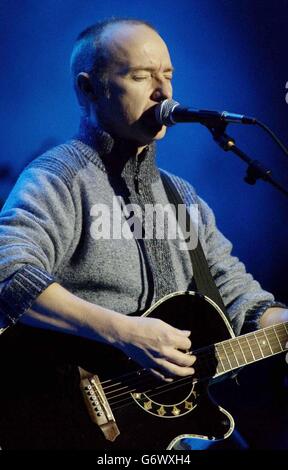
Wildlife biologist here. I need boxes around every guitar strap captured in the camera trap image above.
[160,170,229,320]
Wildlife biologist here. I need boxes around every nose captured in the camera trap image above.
[151,78,172,102]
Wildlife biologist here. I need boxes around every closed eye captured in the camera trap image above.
[132,75,150,81]
[132,74,173,82]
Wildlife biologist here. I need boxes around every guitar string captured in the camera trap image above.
[110,378,198,412]
[82,333,288,414]
[99,322,287,394]
[104,367,199,399]
[102,353,217,397]
[101,340,287,406]
[98,345,214,390]
[109,364,244,411]
[101,324,286,392]
[101,349,287,411]
[91,368,199,411]
[100,343,235,393]
[108,339,288,412]
[106,356,233,407]
[95,360,210,410]
[98,327,288,403]
[80,323,287,409]
[100,347,215,396]
[100,337,287,404]
[100,326,287,393]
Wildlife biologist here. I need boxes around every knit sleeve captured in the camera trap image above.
[0,165,76,328]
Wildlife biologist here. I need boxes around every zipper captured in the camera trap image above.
[134,154,142,193]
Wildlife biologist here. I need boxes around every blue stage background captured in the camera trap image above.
[0,0,287,448]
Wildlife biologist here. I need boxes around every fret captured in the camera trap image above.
[221,344,233,369]
[255,330,273,357]
[244,337,256,361]
[216,351,227,372]
[195,322,288,382]
[253,333,264,359]
[222,341,239,369]
[263,330,273,354]
[215,344,230,372]
[233,338,247,365]
[215,361,225,375]
[238,337,254,363]
[273,324,288,349]
[273,326,283,350]
[242,334,262,361]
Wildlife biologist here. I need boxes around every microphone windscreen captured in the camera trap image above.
[155,99,180,126]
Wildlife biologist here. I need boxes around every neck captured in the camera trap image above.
[78,117,150,158]
[75,117,159,183]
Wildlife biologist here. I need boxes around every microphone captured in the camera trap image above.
[155,99,257,127]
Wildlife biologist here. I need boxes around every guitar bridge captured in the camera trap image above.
[79,367,120,442]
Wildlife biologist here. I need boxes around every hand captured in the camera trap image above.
[115,316,196,382]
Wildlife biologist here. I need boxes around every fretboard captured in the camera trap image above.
[196,322,288,380]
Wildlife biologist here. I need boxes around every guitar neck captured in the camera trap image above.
[196,321,288,380]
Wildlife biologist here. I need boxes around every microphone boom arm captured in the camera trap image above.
[207,123,288,198]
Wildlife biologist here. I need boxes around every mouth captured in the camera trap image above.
[140,104,164,133]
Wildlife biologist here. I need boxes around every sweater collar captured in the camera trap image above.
[74,118,160,184]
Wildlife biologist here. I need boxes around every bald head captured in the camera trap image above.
[99,23,170,77]
[70,18,159,99]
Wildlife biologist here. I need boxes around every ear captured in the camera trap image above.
[76,72,97,101]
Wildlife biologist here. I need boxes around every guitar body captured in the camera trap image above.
[0,291,238,449]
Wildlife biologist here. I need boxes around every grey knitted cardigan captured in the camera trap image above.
[0,127,280,335]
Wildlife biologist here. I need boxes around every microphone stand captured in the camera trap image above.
[207,123,288,198]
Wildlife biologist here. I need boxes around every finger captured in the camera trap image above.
[150,368,174,383]
[165,348,197,367]
[173,333,192,351]
[160,323,192,350]
[181,330,191,336]
[155,345,196,366]
[170,327,191,339]
[155,358,195,377]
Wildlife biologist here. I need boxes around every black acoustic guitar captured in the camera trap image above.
[0,291,287,450]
